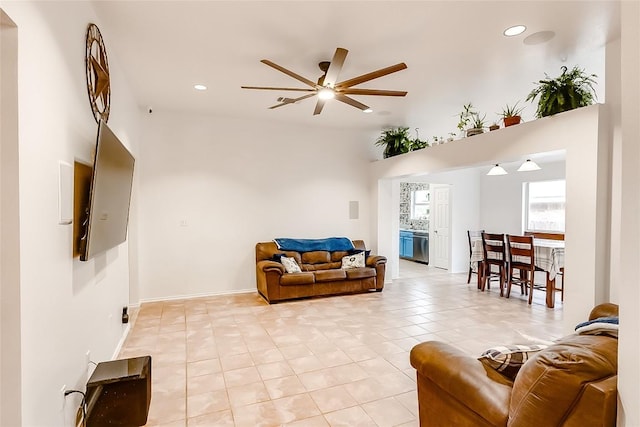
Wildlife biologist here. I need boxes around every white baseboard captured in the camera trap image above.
[112,323,131,360]
[138,288,255,305]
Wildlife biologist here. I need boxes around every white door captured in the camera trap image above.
[431,185,451,270]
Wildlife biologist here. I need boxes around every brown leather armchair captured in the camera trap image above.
[410,303,618,427]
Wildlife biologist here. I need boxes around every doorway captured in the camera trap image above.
[430,184,451,270]
[398,181,431,277]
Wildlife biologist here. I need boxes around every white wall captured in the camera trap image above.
[0,10,21,427]
[617,1,640,425]
[0,2,141,425]
[479,160,566,235]
[136,111,372,301]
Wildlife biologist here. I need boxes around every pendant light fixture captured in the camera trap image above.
[487,164,508,176]
[517,159,541,172]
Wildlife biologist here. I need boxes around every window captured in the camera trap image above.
[524,179,565,232]
[411,190,429,220]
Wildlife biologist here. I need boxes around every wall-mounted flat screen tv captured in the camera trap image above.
[80,120,135,261]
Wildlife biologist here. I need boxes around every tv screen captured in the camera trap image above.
[80,120,135,261]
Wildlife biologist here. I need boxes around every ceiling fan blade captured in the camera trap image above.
[336,63,407,89]
[268,93,317,109]
[340,88,407,97]
[260,59,318,88]
[335,93,370,111]
[323,48,348,88]
[313,98,326,115]
[242,86,315,92]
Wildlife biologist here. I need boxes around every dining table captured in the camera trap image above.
[470,237,565,308]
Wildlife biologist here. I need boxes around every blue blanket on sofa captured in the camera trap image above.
[274,237,355,252]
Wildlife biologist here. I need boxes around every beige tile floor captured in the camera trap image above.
[119,260,564,427]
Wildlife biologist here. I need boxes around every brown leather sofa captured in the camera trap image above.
[410,303,619,427]
[255,240,386,303]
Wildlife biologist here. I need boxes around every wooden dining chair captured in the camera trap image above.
[506,235,534,302]
[480,232,506,296]
[467,229,484,284]
[524,231,564,241]
[524,231,565,301]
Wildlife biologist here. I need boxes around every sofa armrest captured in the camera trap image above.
[366,255,387,267]
[257,260,285,274]
[589,303,618,320]
[563,375,617,427]
[410,341,512,426]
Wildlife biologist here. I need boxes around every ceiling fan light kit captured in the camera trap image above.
[241,47,407,115]
[318,88,335,100]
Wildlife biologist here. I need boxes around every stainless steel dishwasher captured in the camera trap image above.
[412,231,429,264]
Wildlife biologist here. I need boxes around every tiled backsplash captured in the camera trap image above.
[400,182,429,231]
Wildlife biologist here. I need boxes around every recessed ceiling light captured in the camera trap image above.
[503,25,526,37]
[363,108,373,113]
[194,84,207,91]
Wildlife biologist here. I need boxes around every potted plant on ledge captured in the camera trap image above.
[375,127,428,158]
[466,113,486,137]
[501,102,524,127]
[526,65,597,118]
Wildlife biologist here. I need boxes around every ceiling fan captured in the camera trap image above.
[241,47,407,115]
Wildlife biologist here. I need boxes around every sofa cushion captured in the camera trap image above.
[280,272,315,286]
[331,251,349,262]
[344,267,376,280]
[508,334,618,426]
[341,252,365,269]
[314,269,347,282]
[302,262,342,272]
[301,251,331,264]
[478,344,547,380]
[281,256,302,273]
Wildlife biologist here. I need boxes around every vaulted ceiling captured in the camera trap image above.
[92,1,620,138]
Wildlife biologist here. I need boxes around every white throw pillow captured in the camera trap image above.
[280,256,302,273]
[341,251,365,269]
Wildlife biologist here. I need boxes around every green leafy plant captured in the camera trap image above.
[457,103,477,131]
[411,137,429,150]
[526,65,597,118]
[470,113,486,130]
[375,127,430,158]
[375,127,424,158]
[500,101,524,119]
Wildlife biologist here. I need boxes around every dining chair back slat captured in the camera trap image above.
[506,235,535,303]
[524,231,564,241]
[481,232,506,296]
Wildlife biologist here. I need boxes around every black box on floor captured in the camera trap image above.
[85,355,152,427]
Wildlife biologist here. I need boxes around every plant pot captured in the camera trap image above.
[489,124,500,131]
[466,128,484,137]
[503,116,521,127]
